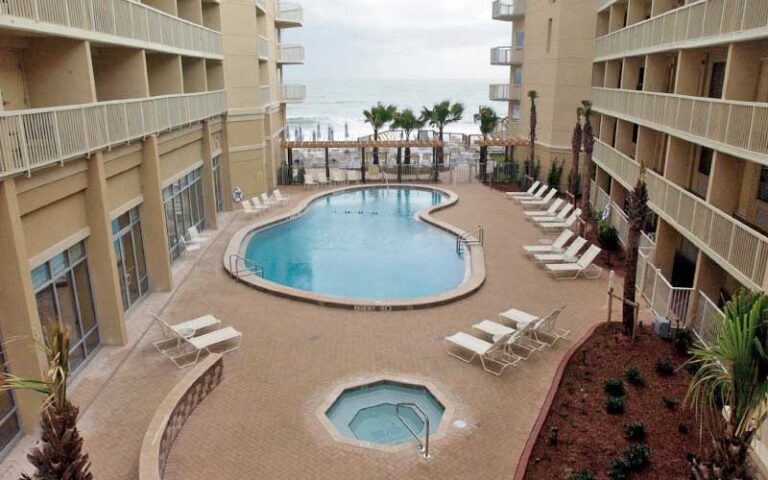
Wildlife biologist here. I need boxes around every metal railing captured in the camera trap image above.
[278,44,305,64]
[228,254,264,281]
[589,180,630,246]
[490,46,524,65]
[492,0,526,19]
[636,247,694,326]
[0,0,222,57]
[689,290,724,347]
[490,84,521,102]
[258,35,269,60]
[457,225,484,254]
[280,84,306,103]
[276,2,303,25]
[595,0,768,60]
[0,90,226,178]
[592,87,768,163]
[594,140,768,290]
[395,403,430,459]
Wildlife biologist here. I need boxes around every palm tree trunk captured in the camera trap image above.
[622,175,648,336]
[397,147,402,182]
[373,130,379,165]
[405,147,411,165]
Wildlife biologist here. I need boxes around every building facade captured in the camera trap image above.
[0,0,302,456]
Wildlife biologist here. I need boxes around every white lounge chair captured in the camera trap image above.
[534,237,588,263]
[506,180,541,199]
[498,306,567,349]
[240,200,264,216]
[530,202,574,222]
[530,308,570,347]
[511,184,548,204]
[170,327,243,368]
[316,172,330,186]
[545,244,603,279]
[444,332,520,376]
[187,226,208,244]
[304,173,317,188]
[520,188,557,208]
[331,170,346,185]
[347,171,361,183]
[152,312,221,353]
[272,189,290,206]
[261,192,279,209]
[181,236,201,253]
[471,321,541,359]
[250,196,270,212]
[524,198,563,218]
[537,209,582,232]
[523,229,574,255]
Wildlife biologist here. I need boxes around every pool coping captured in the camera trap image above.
[314,375,455,454]
[222,184,486,311]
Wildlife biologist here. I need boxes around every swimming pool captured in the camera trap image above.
[242,187,467,301]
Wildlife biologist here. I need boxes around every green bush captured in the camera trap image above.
[569,469,597,480]
[623,444,651,470]
[603,378,625,397]
[597,218,620,251]
[655,358,675,376]
[297,167,306,184]
[673,328,693,354]
[624,365,644,386]
[623,422,646,441]
[605,396,625,414]
[547,159,565,189]
[607,458,629,480]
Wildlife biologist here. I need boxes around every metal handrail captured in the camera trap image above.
[395,403,430,459]
[228,254,264,281]
[456,225,484,254]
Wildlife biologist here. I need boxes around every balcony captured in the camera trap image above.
[492,0,525,20]
[254,0,267,13]
[275,2,303,28]
[592,88,768,165]
[277,44,305,64]
[589,179,629,246]
[489,84,521,102]
[593,139,768,290]
[594,0,768,61]
[280,84,305,103]
[259,36,269,61]
[0,90,227,178]
[0,0,222,58]
[490,46,524,65]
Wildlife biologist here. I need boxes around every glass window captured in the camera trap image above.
[758,167,768,203]
[162,167,205,263]
[698,148,713,176]
[0,339,20,454]
[112,207,149,311]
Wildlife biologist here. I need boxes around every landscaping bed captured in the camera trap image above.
[521,322,701,480]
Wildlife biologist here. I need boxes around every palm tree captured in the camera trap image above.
[421,100,464,179]
[363,102,397,165]
[0,325,93,479]
[474,106,500,183]
[580,100,595,213]
[686,291,768,479]
[569,107,583,198]
[622,168,648,336]
[392,109,425,170]
[526,90,539,183]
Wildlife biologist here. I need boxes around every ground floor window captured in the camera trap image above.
[163,168,205,262]
[112,207,149,311]
[31,241,100,374]
[0,338,20,456]
[213,155,224,213]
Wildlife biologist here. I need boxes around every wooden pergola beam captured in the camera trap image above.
[476,138,530,147]
[281,140,444,149]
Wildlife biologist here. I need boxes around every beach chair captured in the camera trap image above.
[511,184,548,204]
[533,237,588,263]
[316,172,330,186]
[304,173,317,189]
[470,321,542,359]
[505,180,541,199]
[187,226,208,244]
[537,209,582,232]
[524,198,563,218]
[240,199,264,216]
[545,245,603,279]
[523,229,574,255]
[444,332,520,376]
[530,308,570,347]
[151,312,221,354]
[498,307,566,350]
[251,196,270,212]
[180,236,201,253]
[529,202,574,222]
[347,171,361,183]
[261,192,279,209]
[331,170,346,185]
[520,188,557,208]
[167,326,243,368]
[272,189,290,206]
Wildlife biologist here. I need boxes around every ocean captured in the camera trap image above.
[286,78,504,141]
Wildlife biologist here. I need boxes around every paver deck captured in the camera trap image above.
[0,182,636,480]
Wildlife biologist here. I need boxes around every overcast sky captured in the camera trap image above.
[281,0,510,81]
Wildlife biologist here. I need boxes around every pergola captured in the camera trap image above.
[280,139,445,184]
[475,137,530,182]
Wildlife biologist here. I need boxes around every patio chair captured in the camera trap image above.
[180,236,201,253]
[505,180,540,199]
[251,196,270,212]
[347,171,361,183]
[529,202,574,223]
[166,326,243,368]
[524,198,563,218]
[498,307,567,350]
[520,188,557,208]
[470,320,542,359]
[537,209,582,232]
[545,245,604,279]
[511,184,548,203]
[187,226,208,244]
[444,332,520,376]
[304,172,317,189]
[530,307,570,347]
[331,170,346,185]
[272,189,290,206]
[316,172,330,186]
[151,312,221,354]
[533,237,588,264]
[240,199,264,216]
[261,192,279,209]
[523,229,574,255]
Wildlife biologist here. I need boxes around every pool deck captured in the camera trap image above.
[0,181,647,480]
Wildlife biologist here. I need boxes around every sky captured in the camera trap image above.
[280,0,510,81]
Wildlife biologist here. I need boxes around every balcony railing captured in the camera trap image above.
[489,84,521,102]
[278,44,305,64]
[592,87,768,164]
[490,46,524,65]
[281,84,306,103]
[261,86,271,106]
[589,179,630,245]
[254,0,267,13]
[492,0,525,20]
[0,0,222,57]
[276,2,303,27]
[689,290,723,347]
[0,90,227,178]
[595,0,768,60]
[594,140,768,289]
[637,245,694,325]
[259,36,269,61]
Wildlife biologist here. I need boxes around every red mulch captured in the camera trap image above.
[523,323,701,480]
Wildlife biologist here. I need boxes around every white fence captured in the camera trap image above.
[689,290,724,347]
[276,2,303,24]
[0,90,226,177]
[490,84,521,102]
[590,180,629,246]
[595,0,768,60]
[0,0,222,56]
[636,247,694,326]
[281,84,306,103]
[278,44,305,64]
[492,0,525,19]
[490,46,524,65]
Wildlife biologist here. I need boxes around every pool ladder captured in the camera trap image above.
[395,403,430,459]
[456,225,484,255]
[228,254,264,283]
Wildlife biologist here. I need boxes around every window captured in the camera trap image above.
[546,19,553,53]
[0,338,20,456]
[212,155,224,213]
[708,62,726,99]
[112,207,148,311]
[513,67,522,86]
[698,148,713,176]
[758,167,768,203]
[511,104,521,121]
[163,168,206,262]
[515,31,525,47]
[31,242,100,374]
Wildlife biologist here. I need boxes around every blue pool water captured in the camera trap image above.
[244,187,466,300]
[326,381,445,445]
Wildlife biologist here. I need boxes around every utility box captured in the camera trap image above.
[653,316,671,338]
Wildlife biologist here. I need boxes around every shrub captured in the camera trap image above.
[624,365,644,386]
[607,458,629,480]
[673,328,693,354]
[605,396,625,414]
[569,469,597,480]
[684,361,699,375]
[623,444,651,470]
[655,357,675,376]
[297,166,306,184]
[547,159,565,189]
[623,422,646,441]
[603,378,625,397]
[662,396,679,410]
[597,219,620,251]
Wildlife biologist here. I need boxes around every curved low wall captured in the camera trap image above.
[139,355,224,480]
[223,184,486,310]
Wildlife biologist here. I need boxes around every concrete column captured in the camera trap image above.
[140,135,173,292]
[610,179,627,207]
[693,252,728,305]
[84,152,127,345]
[664,136,694,189]
[707,152,744,214]
[653,219,679,279]
[0,178,47,433]
[220,115,234,211]
[201,120,218,229]
[595,166,612,192]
